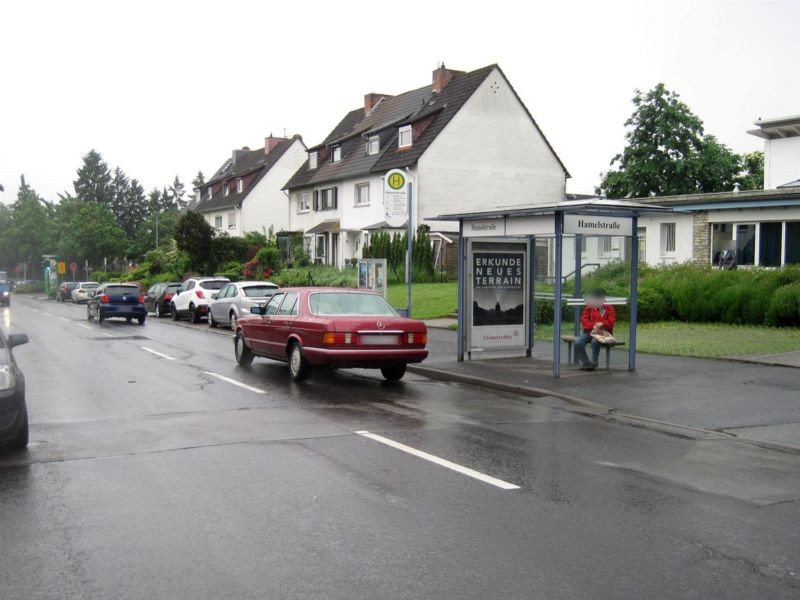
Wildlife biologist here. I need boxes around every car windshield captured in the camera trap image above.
[242,285,277,298]
[104,285,140,296]
[165,284,181,293]
[309,292,398,316]
[83,284,98,290]
[200,280,228,290]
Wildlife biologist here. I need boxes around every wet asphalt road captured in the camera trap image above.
[1,295,800,599]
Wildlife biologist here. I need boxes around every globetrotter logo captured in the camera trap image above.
[387,172,405,190]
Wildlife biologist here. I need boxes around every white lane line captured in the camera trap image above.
[202,371,265,394]
[101,332,115,338]
[58,316,70,322]
[355,430,520,491]
[141,346,176,361]
[77,324,93,331]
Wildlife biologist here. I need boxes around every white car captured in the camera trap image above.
[208,281,279,330]
[71,282,99,304]
[170,277,230,323]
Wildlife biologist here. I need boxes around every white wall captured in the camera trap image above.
[417,66,566,232]
[240,138,307,235]
[764,136,800,189]
[204,209,240,236]
[637,214,694,264]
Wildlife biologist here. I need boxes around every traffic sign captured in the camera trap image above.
[383,169,410,228]
[69,262,78,274]
[57,261,66,275]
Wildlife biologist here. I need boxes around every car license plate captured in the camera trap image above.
[360,334,401,345]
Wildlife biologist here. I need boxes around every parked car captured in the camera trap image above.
[56,281,78,302]
[208,281,278,330]
[86,283,147,325]
[171,277,230,323]
[0,328,30,449]
[144,282,181,318]
[0,282,11,307]
[71,282,99,304]
[234,288,428,381]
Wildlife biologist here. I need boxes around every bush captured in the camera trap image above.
[273,266,357,288]
[766,283,800,326]
[13,281,43,294]
[636,287,670,322]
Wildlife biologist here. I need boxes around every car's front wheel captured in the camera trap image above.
[229,311,237,332]
[7,409,28,450]
[234,331,254,366]
[288,342,312,381]
[381,365,407,382]
[190,304,201,324]
[154,304,161,318]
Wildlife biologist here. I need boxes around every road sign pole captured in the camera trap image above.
[406,182,413,318]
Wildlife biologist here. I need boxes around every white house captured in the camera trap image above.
[195,135,307,237]
[283,64,569,268]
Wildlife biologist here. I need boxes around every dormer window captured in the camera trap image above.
[236,178,243,193]
[208,186,213,200]
[223,182,229,196]
[367,135,379,155]
[398,125,412,148]
[309,151,318,169]
[331,145,341,163]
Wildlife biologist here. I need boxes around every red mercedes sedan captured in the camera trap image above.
[234,288,429,381]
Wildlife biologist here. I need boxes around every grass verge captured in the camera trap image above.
[387,282,458,319]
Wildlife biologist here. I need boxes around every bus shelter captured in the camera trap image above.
[428,199,674,378]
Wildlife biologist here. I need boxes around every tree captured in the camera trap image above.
[598,84,743,198]
[108,166,130,232]
[0,176,56,270]
[73,149,112,205]
[55,199,127,266]
[192,171,205,188]
[168,176,187,210]
[737,151,764,191]
[174,211,214,272]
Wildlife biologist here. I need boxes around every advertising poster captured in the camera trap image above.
[357,258,388,297]
[470,248,527,350]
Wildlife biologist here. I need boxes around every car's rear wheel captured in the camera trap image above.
[138,316,146,326]
[229,312,237,332]
[97,312,105,324]
[154,304,161,318]
[234,331,254,366]
[190,304,201,323]
[171,303,179,321]
[126,317,132,324]
[288,342,311,381]
[381,365,407,382]
[7,409,28,450]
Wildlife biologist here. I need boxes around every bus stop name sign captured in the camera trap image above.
[563,214,632,236]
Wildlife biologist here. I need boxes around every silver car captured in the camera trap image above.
[208,281,278,330]
[71,282,99,304]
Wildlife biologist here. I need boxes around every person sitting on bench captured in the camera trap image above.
[575,288,617,371]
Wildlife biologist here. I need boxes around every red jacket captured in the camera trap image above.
[580,304,616,333]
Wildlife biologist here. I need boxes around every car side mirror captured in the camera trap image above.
[250,306,265,315]
[7,333,29,349]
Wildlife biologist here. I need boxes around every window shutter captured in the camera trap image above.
[333,187,338,210]
[314,190,319,211]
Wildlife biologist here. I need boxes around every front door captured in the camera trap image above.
[331,233,339,268]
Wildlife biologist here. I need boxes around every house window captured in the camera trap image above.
[580,236,587,255]
[759,222,782,267]
[214,216,223,229]
[736,224,756,266]
[660,223,676,255]
[236,178,243,193]
[208,186,212,200]
[711,223,733,264]
[398,125,412,148]
[223,182,229,196]
[331,145,341,163]
[309,152,318,169]
[599,237,613,255]
[315,187,338,211]
[367,136,379,155]
[354,183,370,206]
[786,221,800,264]
[315,235,326,260]
[227,212,236,230]
[298,192,311,213]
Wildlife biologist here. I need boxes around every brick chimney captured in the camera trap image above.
[364,93,393,115]
[265,133,288,155]
[432,63,462,94]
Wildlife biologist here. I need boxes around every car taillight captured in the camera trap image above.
[323,332,354,345]
[164,294,172,300]
[196,290,205,299]
[404,332,427,345]
[138,295,145,303]
[100,295,110,304]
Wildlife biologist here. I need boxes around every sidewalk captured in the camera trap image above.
[412,327,800,452]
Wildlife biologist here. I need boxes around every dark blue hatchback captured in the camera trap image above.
[87,283,147,325]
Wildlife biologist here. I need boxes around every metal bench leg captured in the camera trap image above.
[567,341,574,364]
[605,345,611,370]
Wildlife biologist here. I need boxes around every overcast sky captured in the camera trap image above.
[1,0,798,203]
